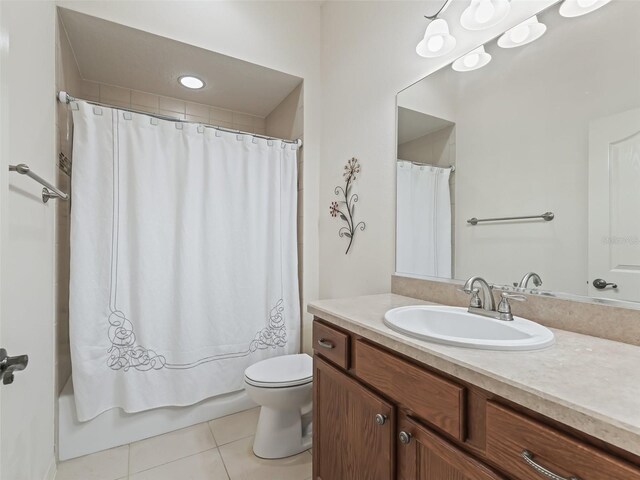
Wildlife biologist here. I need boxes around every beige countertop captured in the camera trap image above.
[308,293,640,456]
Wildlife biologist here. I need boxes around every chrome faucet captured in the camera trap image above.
[518,272,542,289]
[463,276,495,311]
[463,276,526,321]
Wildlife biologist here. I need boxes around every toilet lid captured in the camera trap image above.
[244,354,313,388]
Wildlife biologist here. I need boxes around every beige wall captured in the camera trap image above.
[1,2,57,478]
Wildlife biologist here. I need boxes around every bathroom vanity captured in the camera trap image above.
[310,1,640,477]
[309,294,640,480]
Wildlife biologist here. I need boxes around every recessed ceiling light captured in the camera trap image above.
[498,15,547,48]
[416,19,457,58]
[460,0,511,31]
[452,46,492,72]
[559,0,610,18]
[178,75,205,90]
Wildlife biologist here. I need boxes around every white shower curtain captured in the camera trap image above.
[396,160,452,278]
[69,101,300,421]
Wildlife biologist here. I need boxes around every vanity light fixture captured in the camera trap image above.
[559,0,611,18]
[178,75,205,90]
[452,46,492,72]
[460,0,511,31]
[497,15,547,48]
[416,18,457,58]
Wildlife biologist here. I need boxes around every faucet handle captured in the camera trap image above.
[468,288,482,308]
[497,292,526,319]
[501,292,526,302]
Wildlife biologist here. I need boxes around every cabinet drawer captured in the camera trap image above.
[312,320,350,369]
[354,339,465,441]
[486,402,640,480]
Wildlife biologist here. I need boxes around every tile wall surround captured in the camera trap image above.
[391,274,640,347]
[77,81,268,135]
[264,83,307,351]
[55,14,80,398]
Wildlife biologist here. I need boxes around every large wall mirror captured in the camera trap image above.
[396,0,640,304]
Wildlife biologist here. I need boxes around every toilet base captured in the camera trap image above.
[252,406,312,459]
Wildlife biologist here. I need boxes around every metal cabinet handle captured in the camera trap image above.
[375,414,387,425]
[317,339,335,349]
[521,450,580,480]
[593,278,617,290]
[399,431,412,445]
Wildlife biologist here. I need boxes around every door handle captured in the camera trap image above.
[0,348,29,385]
[593,279,617,290]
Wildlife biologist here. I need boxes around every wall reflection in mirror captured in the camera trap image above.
[396,0,640,303]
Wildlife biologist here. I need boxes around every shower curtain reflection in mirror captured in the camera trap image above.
[396,161,452,279]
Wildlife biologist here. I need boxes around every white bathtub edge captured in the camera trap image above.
[57,377,255,461]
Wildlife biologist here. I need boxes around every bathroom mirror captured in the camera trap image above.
[396,0,640,303]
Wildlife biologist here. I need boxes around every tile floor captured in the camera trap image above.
[56,407,312,480]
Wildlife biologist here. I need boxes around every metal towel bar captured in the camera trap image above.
[9,164,68,203]
[467,212,554,225]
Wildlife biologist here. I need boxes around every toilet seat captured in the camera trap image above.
[244,353,312,388]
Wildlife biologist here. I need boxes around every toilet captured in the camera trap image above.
[244,353,313,459]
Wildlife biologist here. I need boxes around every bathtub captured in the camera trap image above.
[57,377,256,460]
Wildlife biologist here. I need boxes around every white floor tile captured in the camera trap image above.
[56,445,129,480]
[208,407,260,446]
[129,422,216,474]
[219,436,311,480]
[129,449,229,480]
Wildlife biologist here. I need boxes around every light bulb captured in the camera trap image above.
[509,24,530,44]
[416,19,456,58]
[452,46,492,72]
[463,53,480,68]
[428,35,445,52]
[559,0,611,17]
[475,0,496,24]
[497,16,546,49]
[460,0,510,31]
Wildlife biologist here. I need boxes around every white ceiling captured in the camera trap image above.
[58,8,303,118]
[397,107,453,145]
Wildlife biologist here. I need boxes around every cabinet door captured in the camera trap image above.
[313,355,394,480]
[398,414,505,480]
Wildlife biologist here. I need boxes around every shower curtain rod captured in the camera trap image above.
[398,159,455,172]
[57,91,303,148]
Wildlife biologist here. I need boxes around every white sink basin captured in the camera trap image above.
[384,305,554,351]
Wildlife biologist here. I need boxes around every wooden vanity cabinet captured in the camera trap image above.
[313,356,395,480]
[312,318,640,480]
[397,415,505,480]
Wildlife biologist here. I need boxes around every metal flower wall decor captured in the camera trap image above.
[329,157,366,254]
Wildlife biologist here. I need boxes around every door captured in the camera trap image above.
[397,414,505,480]
[589,108,640,301]
[0,2,57,479]
[313,356,394,480]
